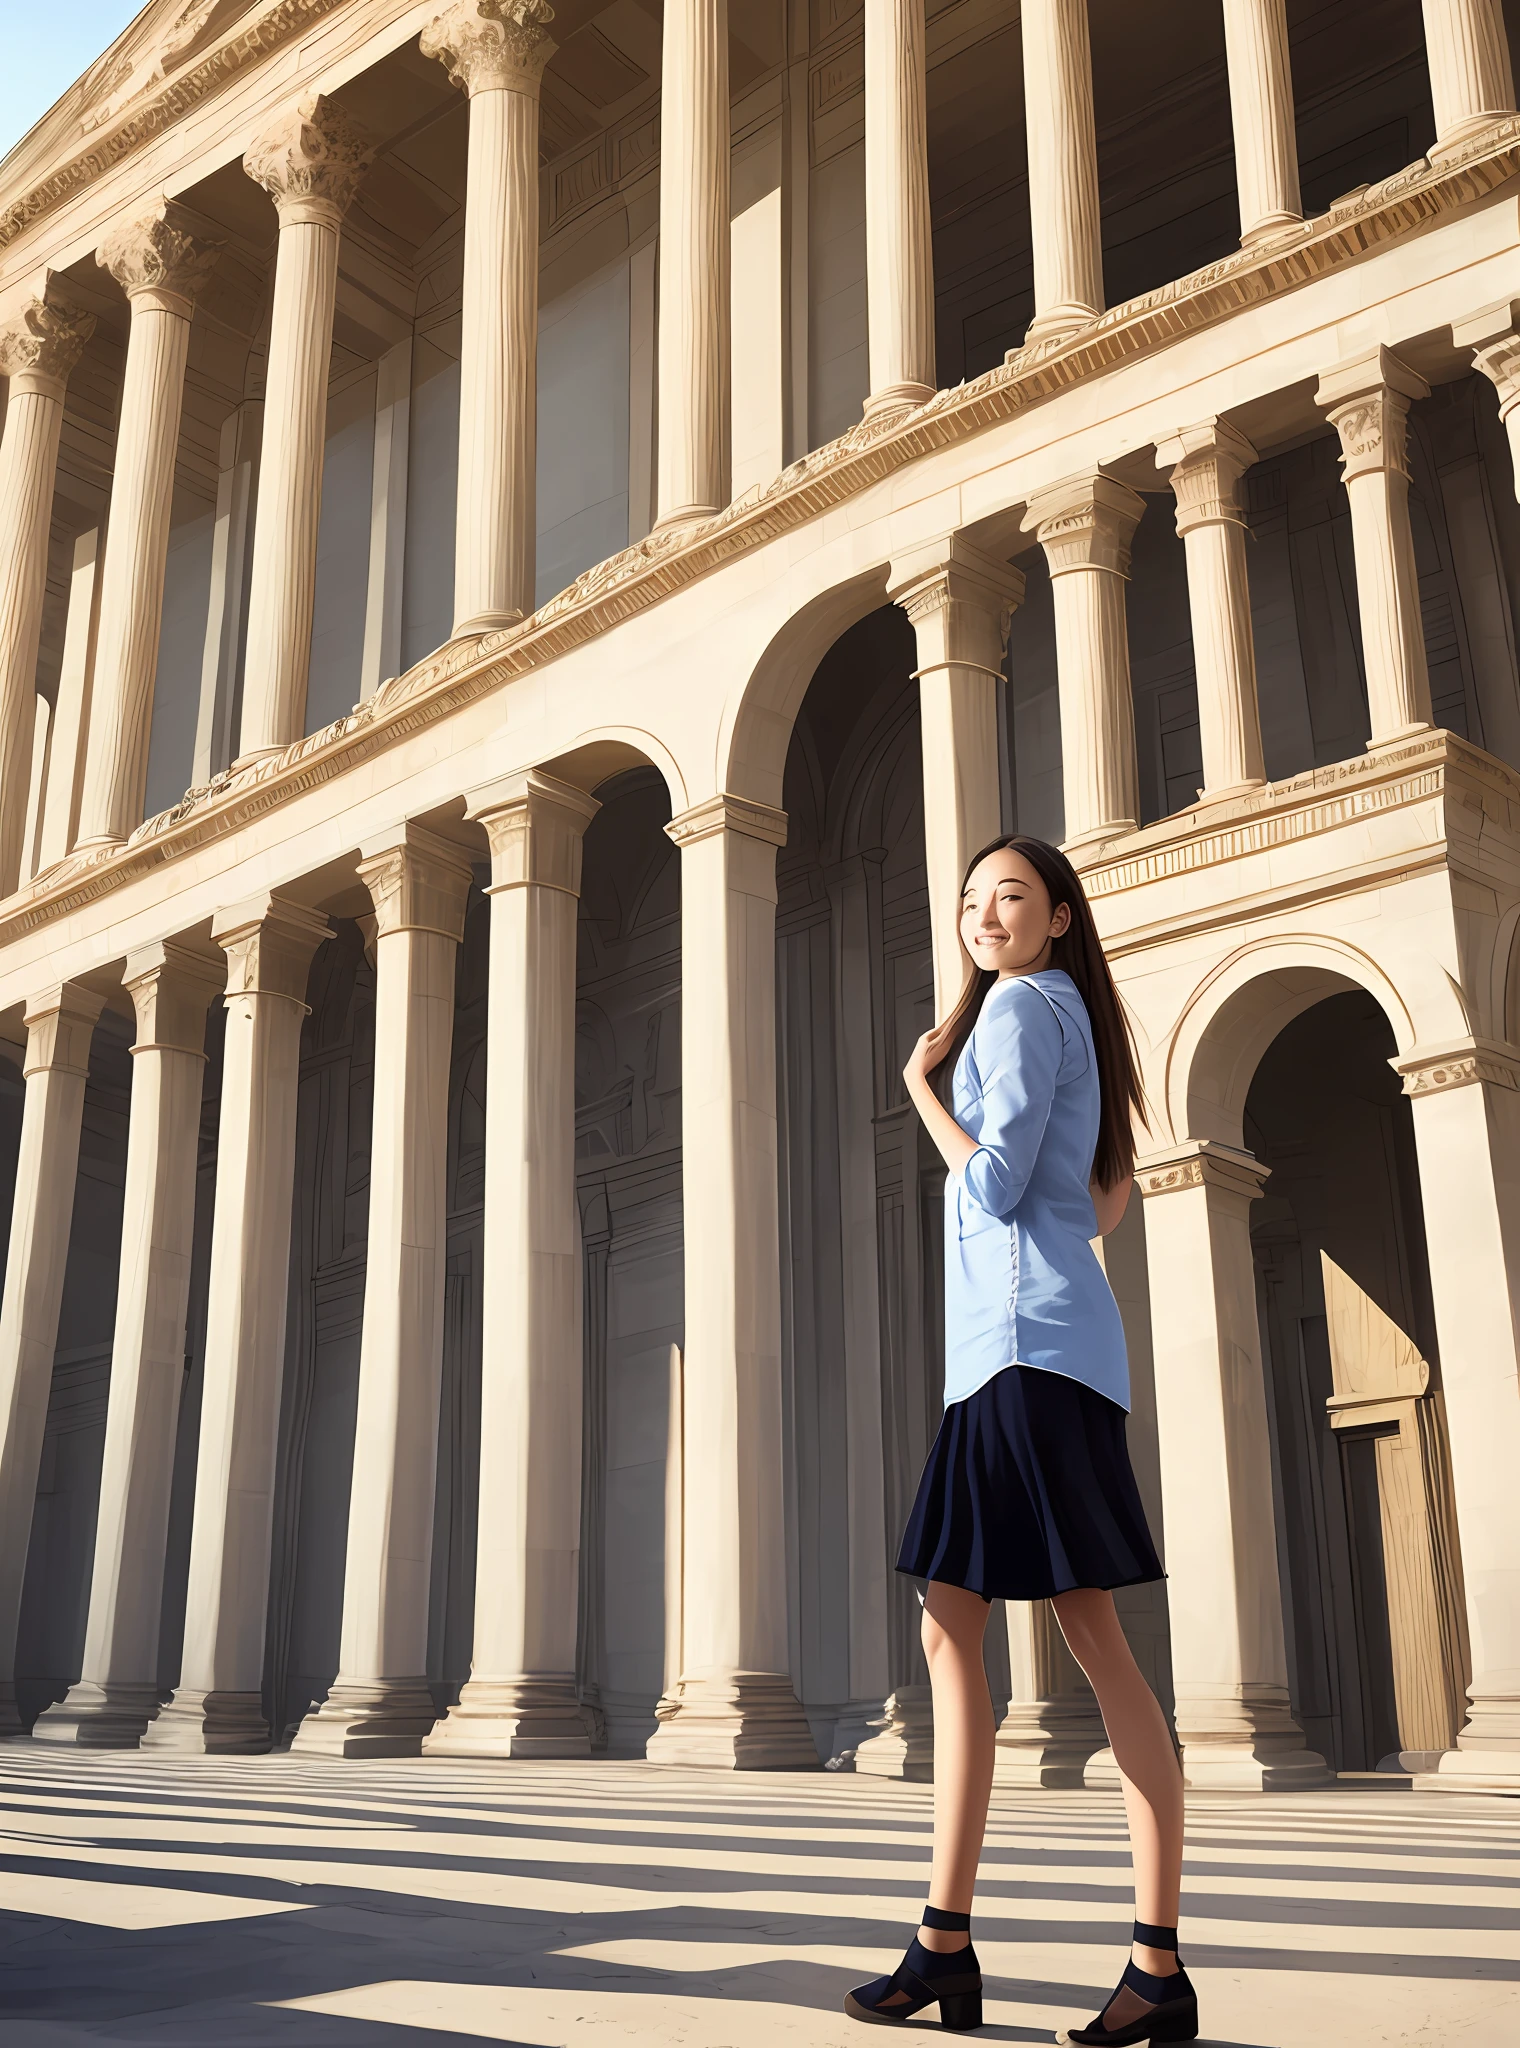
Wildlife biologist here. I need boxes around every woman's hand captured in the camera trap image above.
[904,1021,956,1093]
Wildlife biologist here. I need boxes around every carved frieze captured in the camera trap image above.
[243,93,374,228]
[97,197,220,310]
[421,0,557,98]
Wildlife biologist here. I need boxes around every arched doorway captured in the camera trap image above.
[1245,990,1469,1772]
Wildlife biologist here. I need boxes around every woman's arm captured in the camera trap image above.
[903,984,1061,1215]
[1090,1174,1132,1236]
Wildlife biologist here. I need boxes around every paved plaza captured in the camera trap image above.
[0,1755,1513,2045]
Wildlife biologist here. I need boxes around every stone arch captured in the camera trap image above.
[539,727,689,815]
[1159,935,1431,1150]
[719,568,893,809]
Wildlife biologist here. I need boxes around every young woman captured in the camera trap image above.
[843,835,1195,2046]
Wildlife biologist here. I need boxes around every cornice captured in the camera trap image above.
[0,0,351,253]
[2,122,1520,950]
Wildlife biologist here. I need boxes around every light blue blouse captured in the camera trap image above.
[942,968,1130,1411]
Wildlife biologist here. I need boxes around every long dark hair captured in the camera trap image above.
[933,834,1146,1188]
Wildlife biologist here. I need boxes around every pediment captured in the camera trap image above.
[0,1,272,200]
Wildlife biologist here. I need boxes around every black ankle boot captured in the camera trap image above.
[844,1905,983,2029]
[1056,1921,1198,2045]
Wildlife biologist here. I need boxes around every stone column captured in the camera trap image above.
[646,795,817,1766]
[1423,0,1516,158]
[655,0,730,527]
[33,944,223,1747]
[74,204,218,850]
[1395,1044,1520,1792]
[1317,346,1434,748]
[1156,419,1266,799]
[863,0,935,418]
[1138,1141,1329,1788]
[237,95,372,761]
[1020,0,1103,343]
[1023,473,1144,852]
[994,1599,1107,1785]
[294,825,472,1756]
[145,894,331,1753]
[1222,0,1302,243]
[1453,299,1520,498]
[0,982,104,1735]
[422,2,556,634]
[889,537,1024,1017]
[0,291,94,896]
[427,771,600,1757]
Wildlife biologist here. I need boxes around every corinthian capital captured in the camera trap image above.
[244,93,375,228]
[0,290,95,394]
[97,199,221,315]
[421,0,557,96]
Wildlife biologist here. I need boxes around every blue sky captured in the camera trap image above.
[1,5,146,161]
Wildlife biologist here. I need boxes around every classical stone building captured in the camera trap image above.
[0,0,1516,1797]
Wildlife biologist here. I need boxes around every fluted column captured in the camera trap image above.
[145,894,332,1754]
[1453,299,1520,498]
[75,204,218,850]
[888,537,1024,1016]
[1023,473,1144,850]
[1021,0,1103,343]
[1222,1,1302,243]
[864,0,935,418]
[646,795,817,1767]
[422,2,556,633]
[1317,346,1434,748]
[238,95,373,760]
[0,982,104,1735]
[1139,1142,1329,1788]
[33,945,223,1748]
[295,826,473,1756]
[655,0,730,527]
[427,771,600,1757]
[1394,1044,1520,1792]
[0,292,94,896]
[1424,0,1516,158]
[1156,419,1266,799]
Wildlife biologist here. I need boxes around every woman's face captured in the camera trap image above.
[959,847,1071,978]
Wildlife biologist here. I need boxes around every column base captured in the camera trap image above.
[1415,1688,1520,1793]
[650,505,722,537]
[854,1685,935,1781]
[1366,721,1434,754]
[141,1688,270,1754]
[450,609,524,638]
[1062,819,1138,859]
[863,382,935,424]
[1240,211,1303,247]
[645,1671,819,1770]
[1428,114,1515,164]
[1021,303,1103,348]
[291,1677,439,1759]
[423,1675,592,1759]
[31,1680,160,1748]
[1415,1749,1520,1794]
[993,1694,1108,1789]
[1176,1683,1330,1790]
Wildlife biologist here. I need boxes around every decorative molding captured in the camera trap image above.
[243,93,373,229]
[1155,417,1258,535]
[1316,344,1430,483]
[20,981,105,1078]
[5,125,1520,945]
[466,769,600,896]
[355,823,474,942]
[421,0,557,98]
[1137,1139,1269,1201]
[1023,472,1146,575]
[1393,1038,1520,1096]
[1470,332,1520,418]
[0,0,351,250]
[211,891,332,1005]
[97,197,220,312]
[0,291,94,390]
[664,793,789,850]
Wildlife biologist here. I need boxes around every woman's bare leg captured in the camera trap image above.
[1052,1587,1184,1989]
[918,1581,995,1956]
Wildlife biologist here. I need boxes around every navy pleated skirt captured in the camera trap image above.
[896,1362,1165,1603]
